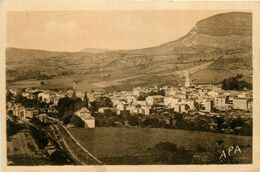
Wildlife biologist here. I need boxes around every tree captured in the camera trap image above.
[143,116,160,127]
[63,110,74,125]
[229,116,244,129]
[174,113,185,129]
[148,142,193,164]
[73,97,84,112]
[95,97,113,108]
[57,97,75,115]
[6,90,13,102]
[215,116,225,131]
[221,74,252,91]
[89,97,113,114]
[82,92,89,108]
[70,115,85,128]
[127,115,139,126]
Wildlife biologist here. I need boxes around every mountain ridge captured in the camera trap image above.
[6,12,252,91]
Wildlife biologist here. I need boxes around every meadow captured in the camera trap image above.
[68,127,252,163]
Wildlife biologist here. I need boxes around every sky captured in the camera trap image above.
[7,10,238,52]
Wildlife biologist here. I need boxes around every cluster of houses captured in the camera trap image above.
[98,84,252,117]
[6,102,49,123]
[92,71,253,116]
[7,73,252,128]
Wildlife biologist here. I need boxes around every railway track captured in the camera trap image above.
[47,117,103,165]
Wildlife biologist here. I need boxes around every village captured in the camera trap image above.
[6,71,253,136]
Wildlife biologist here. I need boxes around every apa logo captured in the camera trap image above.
[219,145,242,161]
[214,140,242,163]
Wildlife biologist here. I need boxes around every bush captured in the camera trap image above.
[148,142,193,164]
[70,115,85,128]
[29,125,48,149]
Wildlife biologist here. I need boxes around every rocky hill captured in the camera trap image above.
[6,12,252,91]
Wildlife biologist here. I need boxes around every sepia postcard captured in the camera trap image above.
[1,1,260,172]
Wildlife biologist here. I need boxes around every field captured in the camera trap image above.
[68,127,252,163]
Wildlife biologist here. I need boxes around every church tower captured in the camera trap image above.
[184,70,191,87]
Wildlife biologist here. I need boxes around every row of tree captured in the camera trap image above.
[221,74,252,90]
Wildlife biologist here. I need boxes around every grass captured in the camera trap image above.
[68,127,252,164]
[7,128,52,165]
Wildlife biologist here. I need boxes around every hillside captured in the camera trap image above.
[6,12,252,91]
[80,48,109,53]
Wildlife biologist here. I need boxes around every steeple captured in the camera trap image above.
[185,70,191,88]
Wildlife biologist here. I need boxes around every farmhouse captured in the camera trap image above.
[75,107,95,128]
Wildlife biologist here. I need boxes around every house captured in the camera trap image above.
[25,108,34,120]
[164,87,178,96]
[146,95,165,106]
[125,95,137,104]
[9,89,18,96]
[130,105,142,114]
[33,109,40,117]
[53,95,65,105]
[174,103,190,113]
[135,100,147,106]
[116,101,128,111]
[164,97,180,108]
[237,92,251,99]
[207,91,219,98]
[181,99,195,110]
[39,114,49,123]
[38,92,51,103]
[203,99,213,112]
[25,92,38,100]
[14,104,25,118]
[133,87,150,97]
[176,93,187,100]
[248,100,253,111]
[214,96,230,111]
[75,107,95,128]
[233,98,248,110]
[98,107,116,114]
[129,105,150,115]
[111,97,123,107]
[141,106,150,115]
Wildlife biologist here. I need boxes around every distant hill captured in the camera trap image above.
[6,12,252,91]
[80,48,109,53]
